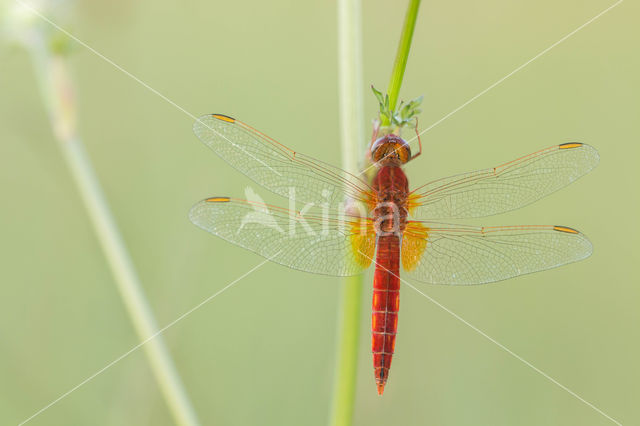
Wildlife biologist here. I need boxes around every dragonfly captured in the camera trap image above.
[189,113,598,395]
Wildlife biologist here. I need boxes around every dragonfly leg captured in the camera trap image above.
[407,117,422,162]
[367,119,381,164]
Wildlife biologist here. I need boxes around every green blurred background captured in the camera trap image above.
[1,0,638,425]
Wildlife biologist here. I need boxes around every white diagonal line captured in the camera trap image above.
[359,0,623,178]
[18,255,275,426]
[406,0,624,145]
[14,0,281,176]
[403,281,622,425]
[360,250,622,425]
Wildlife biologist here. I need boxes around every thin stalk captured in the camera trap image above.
[329,276,363,426]
[382,0,421,126]
[26,34,200,426]
[330,0,365,425]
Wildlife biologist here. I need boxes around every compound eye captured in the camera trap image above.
[371,135,411,164]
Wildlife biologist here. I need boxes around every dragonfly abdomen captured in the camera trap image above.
[371,234,401,395]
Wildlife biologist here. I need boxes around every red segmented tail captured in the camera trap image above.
[371,234,401,395]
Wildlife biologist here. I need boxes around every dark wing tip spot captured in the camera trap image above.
[554,225,580,234]
[558,142,583,149]
[211,114,236,123]
[205,196,231,203]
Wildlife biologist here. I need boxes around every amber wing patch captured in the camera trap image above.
[402,222,429,272]
[362,190,378,213]
[406,193,422,216]
[350,219,376,268]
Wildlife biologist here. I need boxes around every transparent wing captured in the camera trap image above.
[402,222,592,285]
[409,143,599,219]
[189,197,375,276]
[193,114,373,208]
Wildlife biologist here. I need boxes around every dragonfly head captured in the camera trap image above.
[371,135,412,166]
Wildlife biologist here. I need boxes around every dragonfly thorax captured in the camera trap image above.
[373,202,408,236]
[371,165,410,236]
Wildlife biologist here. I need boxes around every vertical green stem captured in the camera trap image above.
[330,0,365,425]
[382,0,421,126]
[331,1,421,424]
[25,32,200,426]
[329,276,363,426]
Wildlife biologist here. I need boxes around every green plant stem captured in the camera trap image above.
[330,0,365,425]
[382,0,421,126]
[27,36,200,426]
[329,276,363,426]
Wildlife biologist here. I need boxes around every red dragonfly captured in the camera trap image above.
[189,113,598,394]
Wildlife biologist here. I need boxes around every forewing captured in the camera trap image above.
[193,114,372,208]
[409,143,599,219]
[189,197,375,276]
[402,221,592,285]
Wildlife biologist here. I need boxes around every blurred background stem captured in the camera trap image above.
[22,19,200,426]
[330,0,365,425]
